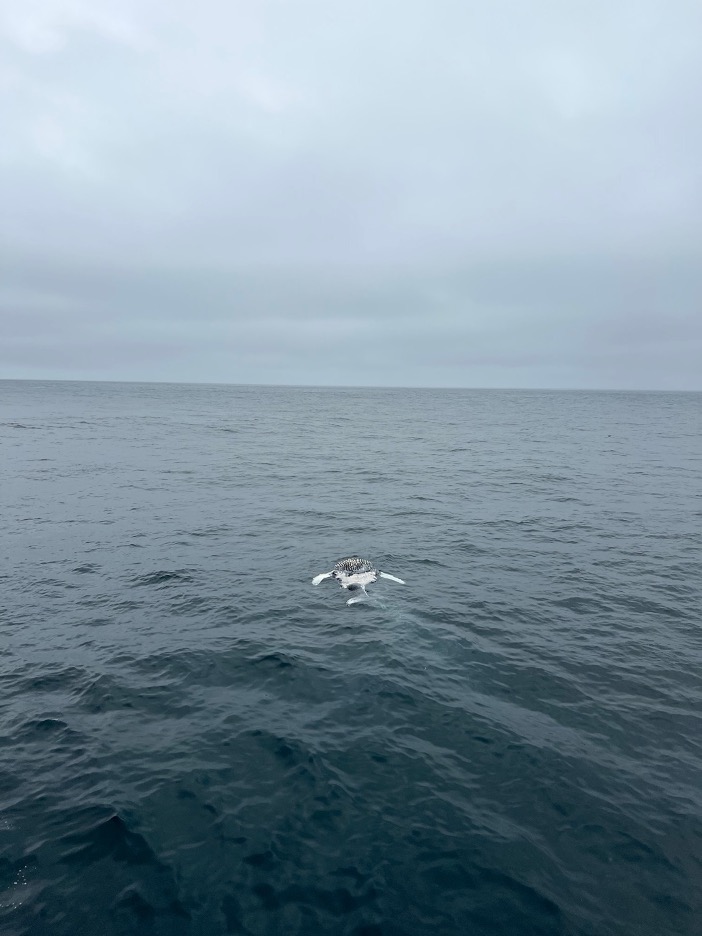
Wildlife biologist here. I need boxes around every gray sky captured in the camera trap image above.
[2,0,701,389]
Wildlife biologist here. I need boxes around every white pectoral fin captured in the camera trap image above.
[379,571,405,584]
[312,571,333,585]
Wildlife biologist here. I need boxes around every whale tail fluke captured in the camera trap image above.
[346,585,370,605]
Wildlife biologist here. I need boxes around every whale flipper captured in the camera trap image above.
[379,571,405,584]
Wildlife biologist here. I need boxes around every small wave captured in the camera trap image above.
[131,569,196,587]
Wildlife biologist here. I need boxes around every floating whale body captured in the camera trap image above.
[312,557,405,605]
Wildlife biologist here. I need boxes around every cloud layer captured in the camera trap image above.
[2,0,701,387]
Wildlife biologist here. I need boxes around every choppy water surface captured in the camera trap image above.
[1,381,701,936]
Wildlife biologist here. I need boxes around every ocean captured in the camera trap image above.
[1,380,700,936]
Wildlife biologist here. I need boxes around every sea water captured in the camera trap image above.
[1,381,700,935]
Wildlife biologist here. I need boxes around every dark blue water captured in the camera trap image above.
[1,381,701,936]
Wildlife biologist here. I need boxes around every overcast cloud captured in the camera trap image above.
[1,0,701,388]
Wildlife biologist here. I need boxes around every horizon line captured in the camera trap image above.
[1,377,699,394]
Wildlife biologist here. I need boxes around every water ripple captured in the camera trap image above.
[1,382,701,935]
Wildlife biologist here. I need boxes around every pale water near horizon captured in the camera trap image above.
[1,380,701,935]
